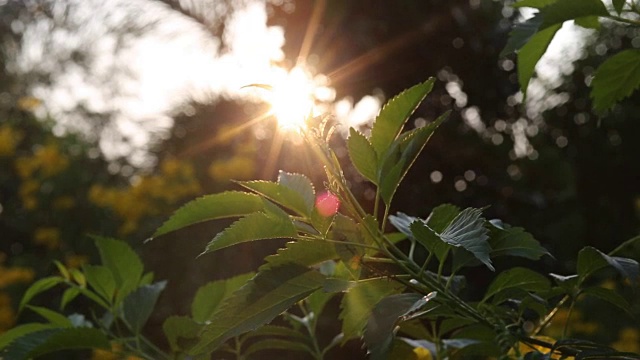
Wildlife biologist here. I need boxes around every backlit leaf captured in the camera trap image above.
[489,224,550,260]
[25,306,71,328]
[239,181,312,217]
[518,24,561,95]
[512,0,557,8]
[190,264,326,355]
[483,267,550,302]
[613,0,626,14]
[203,211,297,254]
[339,278,404,340]
[153,191,263,238]
[1,327,110,360]
[19,277,65,311]
[591,50,640,113]
[123,281,167,332]
[82,265,116,303]
[501,14,543,57]
[347,128,378,184]
[538,0,608,30]
[191,272,255,323]
[370,79,435,158]
[277,171,315,213]
[264,239,338,269]
[92,236,143,302]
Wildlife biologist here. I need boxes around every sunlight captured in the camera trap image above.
[266,67,317,131]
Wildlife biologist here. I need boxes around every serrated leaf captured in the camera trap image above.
[518,24,561,95]
[331,214,366,279]
[191,272,254,323]
[577,246,639,284]
[0,324,55,350]
[512,0,557,8]
[243,338,313,357]
[580,286,632,315]
[203,211,297,254]
[153,191,264,238]
[409,219,451,263]
[339,278,404,340]
[483,267,550,302]
[243,324,307,341]
[364,293,424,360]
[347,128,378,183]
[370,79,435,158]
[123,281,167,332]
[1,327,110,360]
[163,315,202,352]
[538,0,609,29]
[591,49,640,112]
[264,239,338,269]
[613,0,625,14]
[92,236,143,302]
[239,181,311,217]
[82,265,116,303]
[439,208,494,271]
[19,277,65,311]
[25,306,71,327]
[574,16,600,30]
[501,14,543,57]
[489,224,551,260]
[378,113,448,206]
[190,264,326,354]
[277,171,315,213]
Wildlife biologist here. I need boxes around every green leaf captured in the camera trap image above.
[512,0,558,8]
[489,224,551,260]
[60,287,80,310]
[409,219,451,263]
[19,277,65,311]
[331,214,366,278]
[378,112,448,206]
[82,265,116,303]
[439,208,493,271]
[239,180,312,217]
[152,191,264,238]
[347,128,378,184]
[190,264,325,354]
[243,338,313,357]
[191,272,255,323]
[574,16,600,30]
[591,49,640,112]
[538,0,609,29]
[500,14,543,57]
[203,211,297,254]
[1,327,110,360]
[518,24,561,95]
[25,306,71,327]
[277,171,315,211]
[339,278,404,340]
[549,273,579,293]
[92,236,143,302]
[370,79,435,158]
[243,324,307,341]
[123,281,167,332]
[363,293,424,360]
[613,0,626,14]
[0,324,55,350]
[264,239,338,269]
[163,315,202,352]
[483,267,550,302]
[580,286,632,315]
[577,246,639,283]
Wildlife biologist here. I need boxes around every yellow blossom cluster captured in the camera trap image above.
[14,143,70,210]
[0,124,23,157]
[89,157,201,235]
[0,253,35,333]
[612,327,640,353]
[91,342,142,360]
[207,129,257,182]
[64,254,89,269]
[542,308,598,339]
[33,227,62,250]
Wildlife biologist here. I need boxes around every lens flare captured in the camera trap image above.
[267,67,316,131]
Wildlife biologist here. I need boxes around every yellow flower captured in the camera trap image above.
[91,342,143,360]
[413,347,433,360]
[160,157,181,177]
[0,125,22,157]
[0,266,35,288]
[33,227,61,250]
[65,254,89,269]
[0,292,16,332]
[18,179,40,210]
[15,156,39,178]
[17,96,42,111]
[612,327,640,353]
[53,196,76,210]
[35,144,69,177]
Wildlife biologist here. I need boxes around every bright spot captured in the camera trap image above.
[315,191,340,217]
[266,67,318,131]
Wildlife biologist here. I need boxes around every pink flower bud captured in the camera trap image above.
[315,191,340,217]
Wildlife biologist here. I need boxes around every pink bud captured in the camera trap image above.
[315,191,340,217]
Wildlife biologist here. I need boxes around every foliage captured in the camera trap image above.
[2,80,639,359]
[502,0,640,112]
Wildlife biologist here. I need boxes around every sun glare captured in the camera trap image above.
[267,67,317,131]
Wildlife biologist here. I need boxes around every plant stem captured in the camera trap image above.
[562,298,576,339]
[606,14,640,26]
